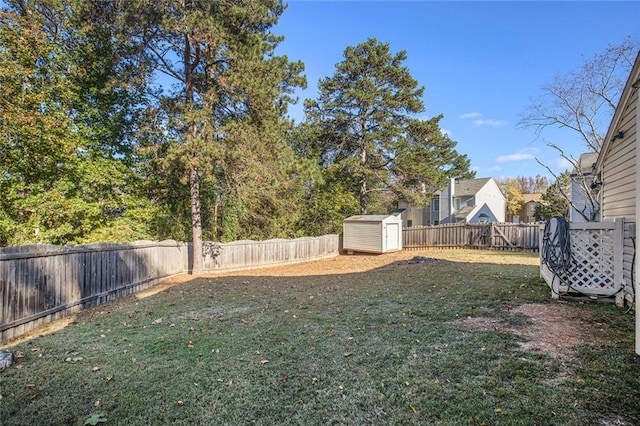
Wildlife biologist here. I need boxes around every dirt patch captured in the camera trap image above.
[459,302,612,358]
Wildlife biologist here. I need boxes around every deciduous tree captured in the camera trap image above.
[520,38,638,222]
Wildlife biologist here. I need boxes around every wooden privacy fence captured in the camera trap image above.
[0,235,339,342]
[403,223,540,251]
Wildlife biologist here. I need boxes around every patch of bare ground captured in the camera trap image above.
[459,302,613,358]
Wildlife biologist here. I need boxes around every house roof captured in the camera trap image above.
[522,193,543,203]
[572,152,598,176]
[454,205,475,219]
[595,51,640,173]
[453,177,492,197]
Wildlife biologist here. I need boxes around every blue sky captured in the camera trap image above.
[273,1,640,181]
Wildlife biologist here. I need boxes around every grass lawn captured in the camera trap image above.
[1,249,638,425]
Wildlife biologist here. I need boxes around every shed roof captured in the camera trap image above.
[454,178,492,197]
[344,215,391,222]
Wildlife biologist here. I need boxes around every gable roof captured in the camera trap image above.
[522,193,542,204]
[453,177,492,197]
[595,50,640,173]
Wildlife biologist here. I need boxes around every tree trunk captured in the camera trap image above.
[359,141,367,214]
[190,165,203,274]
[184,29,203,274]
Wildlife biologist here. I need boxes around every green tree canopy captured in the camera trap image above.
[0,1,153,246]
[127,0,306,271]
[304,38,472,214]
[536,171,571,221]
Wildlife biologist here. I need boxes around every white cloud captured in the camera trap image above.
[459,112,483,120]
[496,153,535,163]
[440,128,452,137]
[460,112,506,127]
[473,119,507,127]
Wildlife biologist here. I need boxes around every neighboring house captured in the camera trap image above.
[570,152,600,222]
[593,50,639,310]
[507,193,542,223]
[397,177,505,227]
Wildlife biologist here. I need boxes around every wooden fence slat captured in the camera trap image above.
[1,235,340,342]
[403,223,540,251]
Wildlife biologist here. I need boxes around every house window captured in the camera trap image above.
[407,220,413,228]
[432,198,439,211]
[454,198,461,210]
[478,213,490,223]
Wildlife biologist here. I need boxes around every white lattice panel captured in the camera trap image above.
[540,219,625,304]
[565,228,618,295]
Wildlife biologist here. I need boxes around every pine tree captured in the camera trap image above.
[133,0,304,270]
[304,38,472,214]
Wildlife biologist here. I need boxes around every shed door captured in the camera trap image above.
[386,223,400,251]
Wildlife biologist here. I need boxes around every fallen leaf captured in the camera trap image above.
[31,347,40,352]
[94,400,101,407]
[434,379,441,386]
[106,375,114,381]
[344,352,352,358]
[297,399,304,404]
[187,341,195,348]
[26,384,36,389]
[409,404,417,413]
[151,318,162,325]
[83,412,107,425]
[260,359,269,364]
[14,351,24,358]
[176,400,184,406]
[495,408,503,414]
[92,366,101,372]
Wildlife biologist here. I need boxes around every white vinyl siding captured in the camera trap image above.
[343,222,381,252]
[601,89,637,222]
[600,80,637,306]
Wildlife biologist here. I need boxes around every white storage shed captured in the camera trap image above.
[343,214,403,254]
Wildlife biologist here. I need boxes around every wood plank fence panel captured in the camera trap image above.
[1,235,340,342]
[403,223,540,251]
